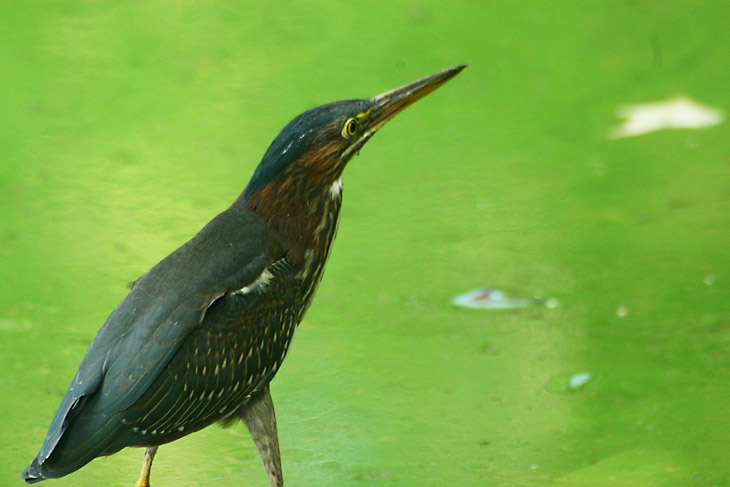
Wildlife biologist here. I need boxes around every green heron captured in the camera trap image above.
[22,65,465,487]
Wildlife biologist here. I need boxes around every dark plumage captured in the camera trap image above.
[22,65,465,487]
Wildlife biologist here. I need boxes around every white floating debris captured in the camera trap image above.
[608,97,724,139]
[568,372,592,389]
[704,274,716,286]
[450,288,534,310]
[616,306,628,318]
[545,298,561,309]
[546,371,593,394]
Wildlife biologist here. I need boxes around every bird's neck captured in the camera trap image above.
[241,177,344,274]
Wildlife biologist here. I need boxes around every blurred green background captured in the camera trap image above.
[2,2,729,486]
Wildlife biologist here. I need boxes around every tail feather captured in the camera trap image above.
[21,457,44,484]
[21,391,128,482]
[22,418,127,482]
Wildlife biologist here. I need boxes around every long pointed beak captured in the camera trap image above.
[367,65,466,134]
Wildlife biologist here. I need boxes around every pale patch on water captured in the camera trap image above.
[451,288,562,310]
[608,97,724,138]
[0,318,31,332]
[450,288,534,309]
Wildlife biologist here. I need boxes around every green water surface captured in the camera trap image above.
[2,2,729,486]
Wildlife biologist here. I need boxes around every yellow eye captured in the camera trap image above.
[342,118,358,138]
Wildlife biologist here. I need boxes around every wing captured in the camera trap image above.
[33,206,285,472]
[118,256,301,446]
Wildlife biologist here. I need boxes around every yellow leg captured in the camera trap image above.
[134,446,158,487]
